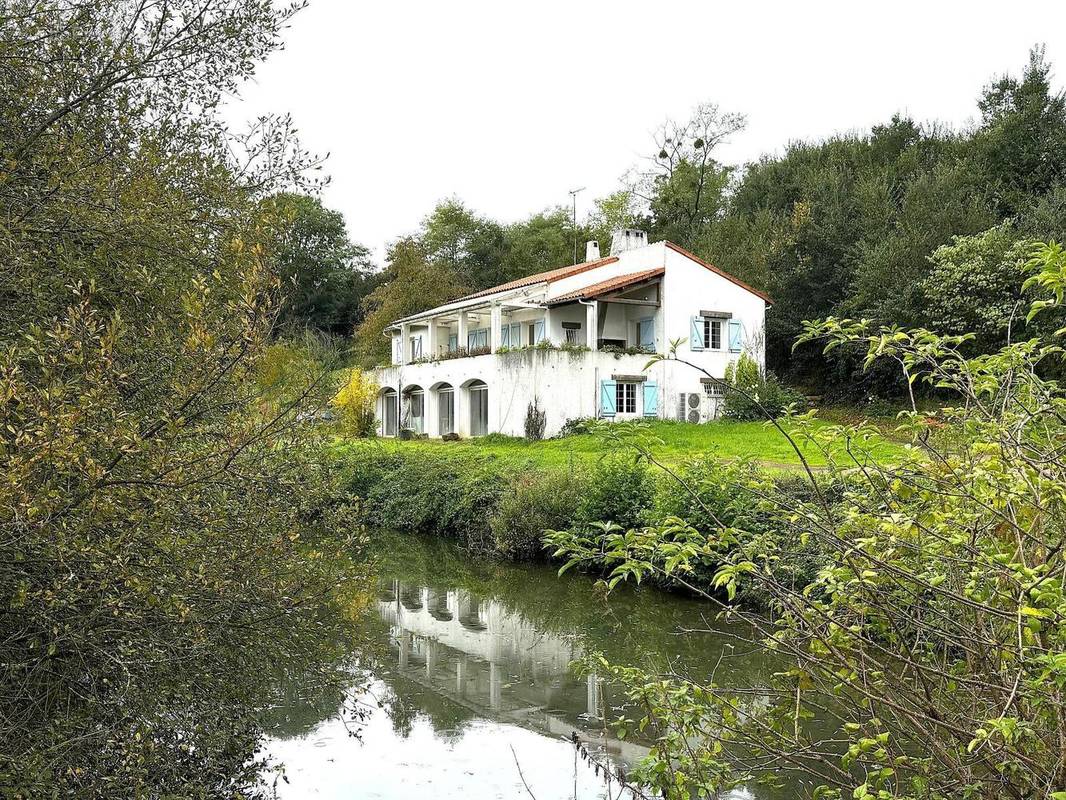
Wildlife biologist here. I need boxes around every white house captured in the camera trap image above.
[371,230,771,438]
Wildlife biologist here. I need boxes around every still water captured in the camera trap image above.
[265,532,784,799]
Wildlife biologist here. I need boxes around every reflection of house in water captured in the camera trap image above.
[377,579,647,766]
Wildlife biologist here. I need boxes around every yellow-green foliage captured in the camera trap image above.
[256,343,322,406]
[333,368,378,436]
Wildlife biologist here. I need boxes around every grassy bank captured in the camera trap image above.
[338,417,906,471]
[332,420,877,604]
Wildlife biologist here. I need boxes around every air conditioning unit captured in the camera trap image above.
[677,392,705,424]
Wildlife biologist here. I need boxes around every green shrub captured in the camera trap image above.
[332,367,378,436]
[721,353,804,420]
[492,471,584,560]
[654,455,766,534]
[340,449,511,552]
[575,456,655,530]
[556,417,595,438]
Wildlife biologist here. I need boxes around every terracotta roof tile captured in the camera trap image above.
[547,267,665,305]
[457,255,620,301]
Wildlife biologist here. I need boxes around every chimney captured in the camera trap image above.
[584,240,600,262]
[609,228,648,256]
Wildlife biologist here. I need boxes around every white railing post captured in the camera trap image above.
[399,322,411,365]
[457,311,468,352]
[489,303,502,353]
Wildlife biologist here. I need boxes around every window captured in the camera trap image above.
[382,390,398,436]
[616,381,637,414]
[469,381,488,436]
[527,323,535,345]
[447,333,458,352]
[704,381,726,397]
[702,318,722,350]
[563,322,582,345]
[637,318,655,349]
[437,387,454,435]
[407,389,424,433]
[467,328,488,351]
[500,323,521,348]
[410,336,423,360]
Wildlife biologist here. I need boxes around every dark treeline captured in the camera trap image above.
[301,48,1066,397]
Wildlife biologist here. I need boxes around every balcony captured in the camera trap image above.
[387,296,661,367]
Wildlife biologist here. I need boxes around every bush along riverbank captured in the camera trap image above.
[334,433,840,606]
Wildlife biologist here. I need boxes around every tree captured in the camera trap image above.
[0,2,367,794]
[548,243,1066,799]
[973,46,1066,216]
[271,193,378,337]
[502,207,591,278]
[919,224,1033,350]
[353,237,465,366]
[634,102,745,248]
[588,189,644,250]
[419,198,508,289]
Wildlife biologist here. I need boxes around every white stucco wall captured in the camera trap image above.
[373,240,769,437]
[662,245,767,372]
[373,347,727,438]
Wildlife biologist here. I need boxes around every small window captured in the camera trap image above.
[702,319,722,350]
[704,381,726,397]
[411,336,423,360]
[562,321,581,345]
[616,381,637,414]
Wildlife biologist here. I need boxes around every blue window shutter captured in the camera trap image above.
[643,381,658,417]
[534,319,545,343]
[500,325,510,347]
[600,380,617,417]
[728,320,743,352]
[511,323,521,344]
[467,331,476,350]
[690,317,705,351]
[448,334,457,352]
[639,318,654,348]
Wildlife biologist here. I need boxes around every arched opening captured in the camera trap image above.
[466,379,488,437]
[380,388,398,437]
[402,385,424,434]
[434,382,455,436]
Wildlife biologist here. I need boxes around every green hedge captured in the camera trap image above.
[335,445,830,601]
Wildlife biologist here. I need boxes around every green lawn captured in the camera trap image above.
[341,418,908,471]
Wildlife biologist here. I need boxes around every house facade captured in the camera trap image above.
[370,230,771,438]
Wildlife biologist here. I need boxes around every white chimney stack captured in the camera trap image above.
[584,240,600,262]
[609,228,648,256]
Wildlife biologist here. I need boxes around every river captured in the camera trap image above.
[263,531,794,799]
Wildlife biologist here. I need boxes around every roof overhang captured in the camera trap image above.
[546,267,664,306]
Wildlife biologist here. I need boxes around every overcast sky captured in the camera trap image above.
[226,0,1066,264]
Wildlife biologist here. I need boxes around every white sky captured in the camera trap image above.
[226,0,1066,264]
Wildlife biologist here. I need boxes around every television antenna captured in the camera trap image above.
[568,186,585,264]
